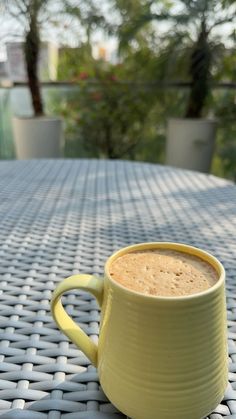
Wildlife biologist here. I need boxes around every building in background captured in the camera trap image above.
[92,40,119,64]
[5,42,58,82]
[0,61,8,81]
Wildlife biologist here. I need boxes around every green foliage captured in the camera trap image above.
[115,0,236,118]
[53,60,157,159]
[57,44,94,81]
[213,90,236,181]
[48,0,236,179]
[63,0,107,42]
[50,39,192,162]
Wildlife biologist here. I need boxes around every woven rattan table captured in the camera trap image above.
[0,159,236,419]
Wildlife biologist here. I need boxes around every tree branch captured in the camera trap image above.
[10,0,28,16]
[209,15,235,32]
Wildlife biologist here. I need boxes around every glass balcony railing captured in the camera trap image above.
[0,83,235,180]
[0,85,74,158]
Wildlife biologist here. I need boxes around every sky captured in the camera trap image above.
[0,0,118,61]
[0,0,235,62]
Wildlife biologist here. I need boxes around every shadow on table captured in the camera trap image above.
[0,375,233,419]
[0,368,125,419]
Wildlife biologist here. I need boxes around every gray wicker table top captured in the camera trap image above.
[0,159,236,419]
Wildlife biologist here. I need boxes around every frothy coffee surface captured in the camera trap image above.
[109,249,218,297]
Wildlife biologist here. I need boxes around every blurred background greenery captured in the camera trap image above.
[0,0,235,179]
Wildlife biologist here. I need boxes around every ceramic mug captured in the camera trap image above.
[51,242,228,419]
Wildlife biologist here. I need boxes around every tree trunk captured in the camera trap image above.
[24,16,44,116]
[105,123,116,158]
[185,22,211,119]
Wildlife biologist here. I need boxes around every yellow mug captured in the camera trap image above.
[51,242,228,419]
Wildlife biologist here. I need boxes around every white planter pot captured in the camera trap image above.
[13,116,64,159]
[166,118,217,172]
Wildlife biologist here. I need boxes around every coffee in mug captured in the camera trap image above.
[109,249,218,297]
[51,242,228,419]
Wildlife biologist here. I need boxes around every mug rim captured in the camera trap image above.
[104,242,225,301]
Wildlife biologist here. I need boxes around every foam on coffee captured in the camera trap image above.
[109,249,218,297]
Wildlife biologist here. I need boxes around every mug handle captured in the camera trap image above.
[51,274,104,367]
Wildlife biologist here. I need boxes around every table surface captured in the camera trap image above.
[0,159,236,419]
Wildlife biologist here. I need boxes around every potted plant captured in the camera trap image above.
[165,5,231,173]
[118,0,235,172]
[5,0,63,159]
